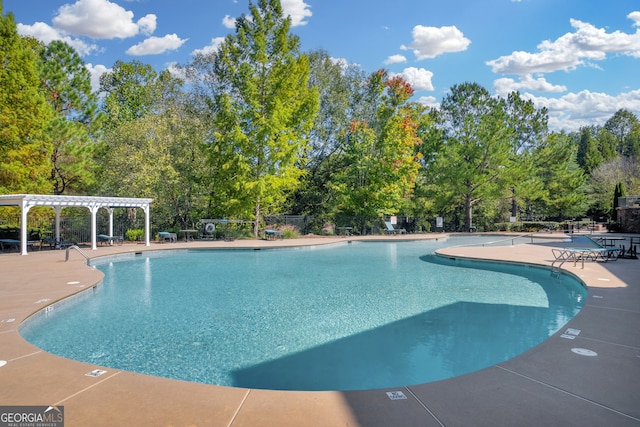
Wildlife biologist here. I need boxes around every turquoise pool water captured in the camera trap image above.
[21,237,586,391]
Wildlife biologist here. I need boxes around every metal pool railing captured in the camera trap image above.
[453,232,556,248]
[65,245,90,265]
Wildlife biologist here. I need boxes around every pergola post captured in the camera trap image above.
[53,206,62,245]
[143,205,151,247]
[20,200,30,255]
[107,208,114,237]
[90,205,99,250]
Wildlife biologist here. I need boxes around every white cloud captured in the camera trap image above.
[126,34,188,56]
[52,0,156,39]
[384,54,407,65]
[85,63,110,93]
[330,57,350,70]
[280,0,312,27]
[17,21,98,56]
[222,1,311,30]
[137,14,157,36]
[393,67,434,92]
[401,25,470,60]
[166,62,188,81]
[192,37,226,56]
[494,74,567,96]
[486,13,640,74]
[222,15,236,29]
[416,95,439,109]
[523,88,640,132]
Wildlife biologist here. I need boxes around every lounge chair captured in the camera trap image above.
[0,239,39,252]
[384,221,406,235]
[38,237,75,250]
[0,239,21,251]
[264,229,284,240]
[158,231,177,243]
[97,234,124,246]
[551,237,621,270]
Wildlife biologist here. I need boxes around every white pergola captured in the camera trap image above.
[0,194,153,255]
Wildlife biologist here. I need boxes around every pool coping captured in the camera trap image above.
[1,233,639,426]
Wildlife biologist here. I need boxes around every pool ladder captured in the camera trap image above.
[550,256,568,278]
[65,245,90,265]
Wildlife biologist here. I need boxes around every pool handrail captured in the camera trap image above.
[65,245,90,265]
[447,231,553,248]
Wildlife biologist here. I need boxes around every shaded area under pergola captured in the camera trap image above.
[0,194,153,255]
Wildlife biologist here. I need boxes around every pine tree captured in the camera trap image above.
[0,10,53,193]
[39,40,102,194]
[613,182,625,222]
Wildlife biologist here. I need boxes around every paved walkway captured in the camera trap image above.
[0,234,638,426]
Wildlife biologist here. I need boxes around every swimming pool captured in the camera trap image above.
[21,237,586,391]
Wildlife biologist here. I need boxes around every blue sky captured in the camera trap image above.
[4,0,640,131]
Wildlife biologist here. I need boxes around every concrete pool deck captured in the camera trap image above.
[0,233,638,426]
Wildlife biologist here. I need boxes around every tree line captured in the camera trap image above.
[1,0,639,235]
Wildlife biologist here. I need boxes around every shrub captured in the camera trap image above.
[495,221,560,232]
[125,228,145,241]
[322,223,335,235]
[281,224,299,239]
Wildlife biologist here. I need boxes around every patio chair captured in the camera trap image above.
[264,229,284,240]
[97,234,124,246]
[158,231,177,243]
[384,221,406,235]
[0,239,40,252]
[0,239,21,251]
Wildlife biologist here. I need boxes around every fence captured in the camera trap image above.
[618,196,640,208]
[0,213,146,243]
[262,215,430,235]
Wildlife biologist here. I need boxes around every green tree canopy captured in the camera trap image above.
[605,108,639,157]
[98,63,209,230]
[39,40,102,194]
[288,50,358,216]
[576,126,602,174]
[532,133,588,219]
[100,60,158,128]
[193,0,319,236]
[329,71,423,231]
[428,82,515,231]
[0,11,53,193]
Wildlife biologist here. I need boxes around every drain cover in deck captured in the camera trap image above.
[571,348,597,356]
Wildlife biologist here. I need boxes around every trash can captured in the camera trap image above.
[563,223,573,233]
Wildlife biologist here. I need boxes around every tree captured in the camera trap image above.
[532,133,588,219]
[589,156,640,220]
[288,50,356,216]
[596,126,618,161]
[98,64,208,230]
[504,91,548,154]
[604,109,639,157]
[0,11,53,193]
[328,71,423,232]
[430,83,514,231]
[501,91,549,221]
[576,126,602,174]
[194,0,319,236]
[100,60,158,128]
[613,181,625,222]
[39,40,102,194]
